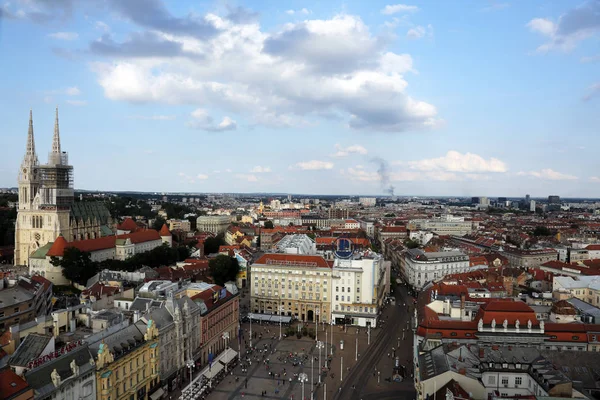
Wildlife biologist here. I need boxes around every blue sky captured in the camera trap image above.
[1,0,599,197]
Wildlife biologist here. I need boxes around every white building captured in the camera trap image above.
[408,214,472,236]
[359,220,375,238]
[29,229,172,285]
[196,215,231,234]
[344,219,360,229]
[530,200,536,212]
[275,234,317,255]
[359,197,376,207]
[331,251,388,327]
[402,249,471,290]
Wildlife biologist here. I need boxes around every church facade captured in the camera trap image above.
[15,109,114,266]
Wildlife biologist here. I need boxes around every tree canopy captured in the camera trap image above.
[203,234,225,255]
[51,247,99,286]
[404,238,420,249]
[209,255,240,286]
[533,226,552,236]
[264,221,274,229]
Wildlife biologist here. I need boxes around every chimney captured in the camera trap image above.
[479,348,485,358]
[492,345,499,350]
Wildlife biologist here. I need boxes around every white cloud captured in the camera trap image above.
[48,31,79,40]
[65,86,81,96]
[294,160,334,170]
[517,169,578,180]
[251,166,271,173]
[582,83,600,101]
[95,21,110,32]
[286,8,311,15]
[66,100,87,106]
[581,54,600,63]
[128,115,176,120]
[331,144,368,157]
[345,167,379,181]
[90,13,439,132]
[197,174,209,180]
[480,2,510,12]
[236,174,258,182]
[527,2,600,53]
[407,24,433,40]
[225,169,232,173]
[402,151,508,173]
[381,4,419,15]
[590,176,600,182]
[187,109,237,131]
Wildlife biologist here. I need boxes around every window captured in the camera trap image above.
[488,376,496,385]
[336,295,339,301]
[501,377,509,386]
[13,307,19,313]
[336,287,339,292]
[515,377,522,386]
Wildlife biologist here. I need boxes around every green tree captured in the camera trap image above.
[152,216,166,231]
[209,255,241,286]
[403,238,420,249]
[264,220,274,229]
[51,247,99,286]
[203,234,225,255]
[533,226,551,236]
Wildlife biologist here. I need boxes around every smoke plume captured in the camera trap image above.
[371,157,395,196]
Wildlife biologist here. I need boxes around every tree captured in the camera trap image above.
[209,255,241,286]
[264,220,274,229]
[533,226,551,236]
[203,234,225,255]
[51,247,99,286]
[403,238,420,249]
[152,216,166,231]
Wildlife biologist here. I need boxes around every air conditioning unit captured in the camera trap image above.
[503,384,509,388]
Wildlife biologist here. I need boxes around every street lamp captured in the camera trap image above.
[315,307,319,342]
[279,305,284,340]
[222,332,230,372]
[186,359,194,386]
[355,329,359,361]
[298,372,308,400]
[311,356,314,399]
[249,310,253,348]
[325,330,328,367]
[316,341,324,384]
[330,310,334,356]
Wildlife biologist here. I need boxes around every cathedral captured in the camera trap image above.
[14,109,114,266]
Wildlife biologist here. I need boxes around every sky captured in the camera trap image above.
[1,0,599,197]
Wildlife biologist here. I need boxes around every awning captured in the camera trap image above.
[203,362,224,378]
[150,388,164,400]
[218,348,238,365]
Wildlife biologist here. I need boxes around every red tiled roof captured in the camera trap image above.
[475,299,538,326]
[31,274,52,290]
[47,230,162,257]
[191,285,235,313]
[117,217,138,231]
[46,234,69,257]
[585,244,600,250]
[0,368,30,399]
[254,253,330,268]
[159,224,171,236]
[380,226,407,233]
[81,282,120,299]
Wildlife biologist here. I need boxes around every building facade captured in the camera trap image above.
[402,249,471,290]
[196,215,231,234]
[502,248,557,268]
[15,109,113,266]
[250,254,332,323]
[91,321,160,400]
[330,251,388,327]
[407,215,473,236]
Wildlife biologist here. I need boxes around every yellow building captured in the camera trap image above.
[92,321,160,400]
[250,253,332,322]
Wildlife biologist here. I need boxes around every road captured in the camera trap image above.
[334,283,416,400]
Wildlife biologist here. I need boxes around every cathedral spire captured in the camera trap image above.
[23,109,39,167]
[52,106,61,155]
